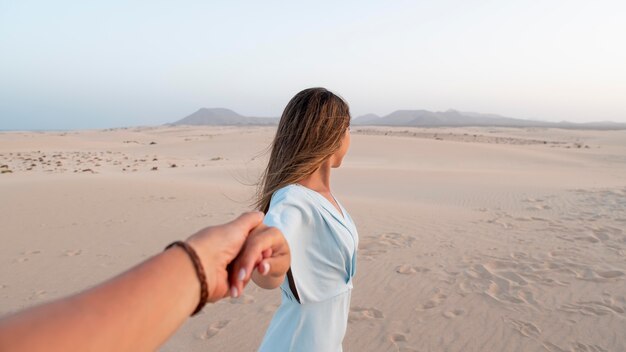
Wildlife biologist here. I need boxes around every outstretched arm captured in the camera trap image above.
[0,212,264,352]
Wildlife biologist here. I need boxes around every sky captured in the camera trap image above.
[1,0,625,130]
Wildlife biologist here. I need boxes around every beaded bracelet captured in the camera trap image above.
[164,241,208,316]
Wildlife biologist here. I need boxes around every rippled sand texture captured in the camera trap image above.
[1,126,625,351]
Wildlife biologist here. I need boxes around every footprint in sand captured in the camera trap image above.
[395,264,430,275]
[460,262,543,306]
[198,320,230,340]
[359,233,416,260]
[517,290,540,307]
[506,317,541,338]
[574,268,625,282]
[396,264,417,275]
[358,240,389,260]
[542,340,571,351]
[349,306,384,322]
[559,298,625,316]
[561,342,610,352]
[597,270,624,279]
[485,280,525,305]
[379,232,416,248]
[419,292,447,310]
[442,309,465,319]
[389,333,407,342]
[388,333,419,352]
[63,249,82,257]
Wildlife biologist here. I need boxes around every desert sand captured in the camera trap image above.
[1,125,625,351]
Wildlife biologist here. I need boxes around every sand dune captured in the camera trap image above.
[1,126,625,351]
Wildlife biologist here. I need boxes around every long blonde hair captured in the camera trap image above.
[256,87,351,213]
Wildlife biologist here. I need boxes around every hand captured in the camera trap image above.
[228,224,291,295]
[185,212,264,302]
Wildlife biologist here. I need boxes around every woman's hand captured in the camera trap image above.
[228,224,291,294]
[185,212,265,302]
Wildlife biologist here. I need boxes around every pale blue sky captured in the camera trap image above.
[1,0,625,130]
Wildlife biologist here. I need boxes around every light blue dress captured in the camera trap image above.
[259,184,359,352]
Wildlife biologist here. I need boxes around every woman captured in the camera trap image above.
[235,87,358,351]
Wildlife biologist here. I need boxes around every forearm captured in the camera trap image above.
[0,212,266,352]
[0,247,203,352]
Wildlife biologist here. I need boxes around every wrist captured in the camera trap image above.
[185,235,218,301]
[270,255,290,278]
[164,241,210,315]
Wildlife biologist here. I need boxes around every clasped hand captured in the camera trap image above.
[185,211,290,302]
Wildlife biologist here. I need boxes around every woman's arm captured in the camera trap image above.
[0,212,266,352]
[229,224,291,291]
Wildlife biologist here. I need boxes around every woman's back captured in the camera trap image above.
[259,184,358,352]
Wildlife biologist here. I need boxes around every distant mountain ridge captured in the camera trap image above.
[171,108,626,130]
[171,108,278,126]
[352,109,626,130]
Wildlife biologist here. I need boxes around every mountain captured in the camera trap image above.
[351,113,381,125]
[172,108,626,130]
[172,108,278,126]
[352,109,626,130]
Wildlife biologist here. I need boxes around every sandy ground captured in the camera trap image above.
[1,125,625,352]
